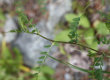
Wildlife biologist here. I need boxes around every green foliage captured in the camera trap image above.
[33,43,55,80]
[44,45,52,48]
[9,8,110,80]
[40,66,54,75]
[93,55,104,80]
[55,29,71,41]
[46,53,90,73]
[65,12,109,53]
[59,45,67,55]
[84,29,94,45]
[95,22,109,35]
[106,22,110,32]
[68,17,80,43]
[1,41,22,74]
[35,66,54,80]
[99,36,110,44]
[0,9,6,27]
[79,16,90,28]
[10,10,38,34]
[98,11,110,32]
[0,41,24,80]
[65,13,90,28]
[83,29,98,51]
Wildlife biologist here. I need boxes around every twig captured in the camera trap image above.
[33,33,108,55]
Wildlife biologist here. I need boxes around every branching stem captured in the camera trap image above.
[33,33,109,55]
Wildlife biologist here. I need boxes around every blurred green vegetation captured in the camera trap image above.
[55,0,110,53]
[0,40,23,80]
[33,65,55,80]
[0,0,110,80]
[0,9,5,27]
[0,40,55,80]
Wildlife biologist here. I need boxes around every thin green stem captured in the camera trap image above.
[34,33,105,55]
[46,53,91,73]
[42,42,54,63]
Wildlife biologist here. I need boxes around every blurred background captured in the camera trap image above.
[0,0,110,80]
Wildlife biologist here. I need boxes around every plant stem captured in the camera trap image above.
[33,33,107,55]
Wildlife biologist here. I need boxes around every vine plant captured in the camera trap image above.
[9,8,110,80]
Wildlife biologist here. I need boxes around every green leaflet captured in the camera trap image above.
[95,22,109,35]
[55,29,71,42]
[10,10,39,34]
[34,43,54,79]
[40,52,48,55]
[40,66,54,75]
[37,61,43,64]
[65,13,90,28]
[44,45,51,48]
[39,56,45,59]
[18,14,27,30]
[68,17,80,43]
[92,55,104,80]
[94,69,103,80]
[98,11,110,32]
[105,22,110,32]
[33,67,40,71]
[84,29,94,45]
[9,30,22,33]
[99,36,110,44]
[79,16,90,28]
[32,30,36,33]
